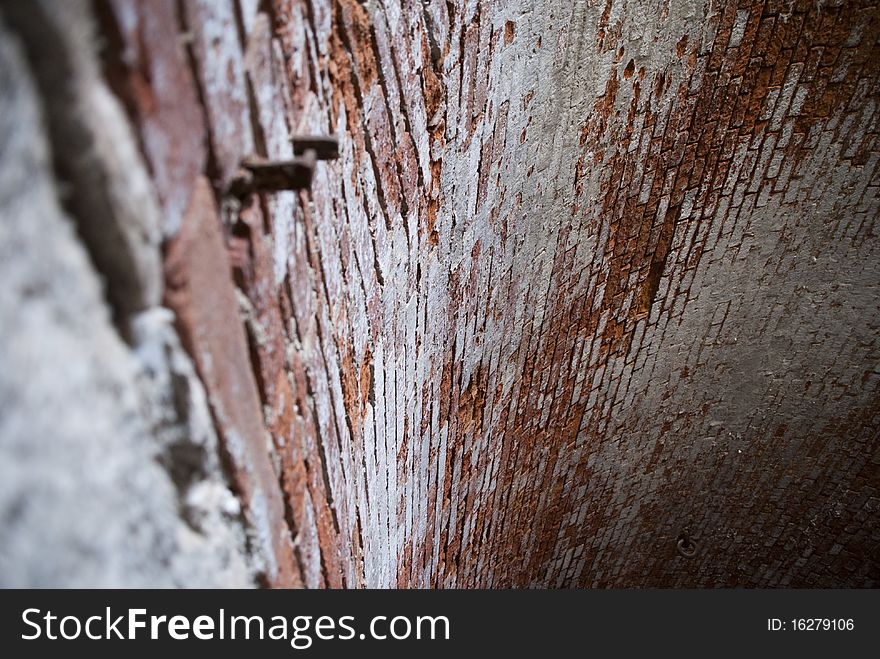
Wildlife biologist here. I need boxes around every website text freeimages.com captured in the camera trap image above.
[21,608,450,649]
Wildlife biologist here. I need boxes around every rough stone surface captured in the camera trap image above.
[0,5,253,587]
[3,0,163,324]
[1,0,878,588]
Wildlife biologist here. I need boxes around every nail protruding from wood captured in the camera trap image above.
[227,135,339,198]
[292,134,340,160]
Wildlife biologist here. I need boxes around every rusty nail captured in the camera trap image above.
[227,136,338,198]
[227,154,314,197]
[291,134,339,160]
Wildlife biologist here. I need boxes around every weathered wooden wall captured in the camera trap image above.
[2,0,878,587]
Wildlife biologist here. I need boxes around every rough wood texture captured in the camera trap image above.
[2,0,877,587]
